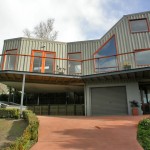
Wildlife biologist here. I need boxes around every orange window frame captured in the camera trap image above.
[93,35,119,73]
[134,48,150,66]
[2,49,18,70]
[67,52,82,74]
[128,18,150,34]
[30,50,56,73]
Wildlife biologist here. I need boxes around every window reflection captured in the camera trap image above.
[5,50,17,70]
[130,19,148,33]
[68,53,81,75]
[94,36,117,73]
[135,50,150,65]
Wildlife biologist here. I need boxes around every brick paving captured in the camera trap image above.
[31,115,147,150]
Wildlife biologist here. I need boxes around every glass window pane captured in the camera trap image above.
[130,19,148,33]
[45,53,54,73]
[69,61,81,74]
[68,53,81,60]
[68,53,81,74]
[135,50,150,65]
[5,50,17,70]
[33,52,42,72]
[94,36,117,73]
[99,56,117,68]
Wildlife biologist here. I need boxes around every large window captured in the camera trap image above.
[31,50,55,73]
[94,36,118,73]
[4,49,17,70]
[135,49,150,65]
[68,53,81,75]
[129,19,149,33]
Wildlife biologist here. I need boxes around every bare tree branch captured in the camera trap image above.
[23,28,32,38]
[23,18,58,41]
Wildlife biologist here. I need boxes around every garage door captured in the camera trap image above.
[91,86,128,115]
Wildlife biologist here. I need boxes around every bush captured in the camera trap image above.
[137,117,150,150]
[6,110,39,150]
[0,108,20,119]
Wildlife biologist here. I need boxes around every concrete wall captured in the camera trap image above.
[84,81,142,116]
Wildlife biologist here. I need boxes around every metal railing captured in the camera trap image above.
[0,50,149,76]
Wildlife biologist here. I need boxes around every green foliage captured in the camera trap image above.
[0,108,20,119]
[137,118,150,150]
[5,110,39,150]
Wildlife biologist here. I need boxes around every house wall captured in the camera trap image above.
[2,38,67,73]
[68,11,150,75]
[18,38,67,73]
[2,38,21,69]
[84,81,142,116]
[2,11,150,75]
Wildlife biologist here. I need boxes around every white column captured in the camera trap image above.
[20,74,26,115]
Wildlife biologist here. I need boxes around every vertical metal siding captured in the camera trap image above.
[2,11,150,75]
[67,12,150,75]
[3,38,67,73]
[2,39,21,70]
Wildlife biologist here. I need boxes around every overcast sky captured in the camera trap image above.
[0,0,150,53]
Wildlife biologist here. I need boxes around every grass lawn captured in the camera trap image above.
[0,119,28,149]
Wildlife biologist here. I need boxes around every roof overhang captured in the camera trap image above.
[0,70,84,85]
[81,67,150,83]
[1,67,150,93]
[0,71,84,93]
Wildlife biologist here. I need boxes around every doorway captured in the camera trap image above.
[30,50,55,73]
[140,85,150,114]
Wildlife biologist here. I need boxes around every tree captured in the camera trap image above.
[23,18,58,41]
[23,28,32,38]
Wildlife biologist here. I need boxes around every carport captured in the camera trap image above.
[0,70,84,115]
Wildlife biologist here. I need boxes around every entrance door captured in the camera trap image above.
[30,50,55,73]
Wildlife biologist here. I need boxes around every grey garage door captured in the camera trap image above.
[91,86,128,115]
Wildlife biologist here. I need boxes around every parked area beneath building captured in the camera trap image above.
[31,116,146,150]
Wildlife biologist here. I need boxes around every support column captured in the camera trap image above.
[20,74,26,115]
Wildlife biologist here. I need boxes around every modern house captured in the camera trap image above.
[0,11,150,116]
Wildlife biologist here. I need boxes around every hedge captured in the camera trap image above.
[137,117,150,150]
[3,110,39,150]
[0,108,20,119]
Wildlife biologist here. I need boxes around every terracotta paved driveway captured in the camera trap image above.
[31,116,146,150]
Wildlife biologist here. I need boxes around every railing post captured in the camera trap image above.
[20,74,26,116]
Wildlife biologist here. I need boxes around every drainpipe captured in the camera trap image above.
[20,74,26,116]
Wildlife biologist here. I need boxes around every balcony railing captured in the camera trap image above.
[0,50,150,76]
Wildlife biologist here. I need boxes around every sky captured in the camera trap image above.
[0,0,150,53]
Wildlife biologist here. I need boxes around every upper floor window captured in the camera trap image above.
[94,36,118,73]
[135,49,150,65]
[129,19,149,33]
[4,49,17,70]
[68,53,81,75]
[30,50,55,73]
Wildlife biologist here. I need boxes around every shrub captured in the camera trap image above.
[0,108,20,119]
[6,110,39,150]
[137,117,150,150]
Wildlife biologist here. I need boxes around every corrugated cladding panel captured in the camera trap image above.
[2,39,21,70]
[2,11,150,75]
[18,38,67,72]
[67,12,150,75]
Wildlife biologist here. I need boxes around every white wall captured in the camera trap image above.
[84,81,142,116]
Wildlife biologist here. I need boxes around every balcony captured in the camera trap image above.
[0,49,150,76]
